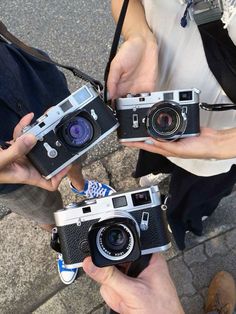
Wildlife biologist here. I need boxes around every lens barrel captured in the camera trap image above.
[96,223,134,261]
[146,101,187,140]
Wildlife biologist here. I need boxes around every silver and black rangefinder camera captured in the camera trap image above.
[116,88,200,142]
[54,185,171,268]
[22,85,119,179]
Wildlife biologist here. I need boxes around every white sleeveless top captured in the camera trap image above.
[141,0,236,176]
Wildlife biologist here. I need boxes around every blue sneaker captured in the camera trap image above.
[57,253,78,285]
[70,179,116,198]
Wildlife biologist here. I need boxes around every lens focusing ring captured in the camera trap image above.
[96,223,134,261]
[146,101,187,140]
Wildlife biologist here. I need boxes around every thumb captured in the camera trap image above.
[13,112,34,139]
[83,257,135,294]
[0,134,37,168]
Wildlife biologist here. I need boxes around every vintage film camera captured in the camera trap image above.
[115,88,200,142]
[22,85,119,179]
[54,185,171,268]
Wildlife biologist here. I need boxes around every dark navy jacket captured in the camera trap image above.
[0,38,70,193]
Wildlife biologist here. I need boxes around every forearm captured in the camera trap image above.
[111,0,155,41]
[214,128,236,159]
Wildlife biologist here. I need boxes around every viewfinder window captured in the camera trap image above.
[163,92,174,101]
[60,100,73,112]
[132,191,151,206]
[112,196,127,208]
[179,91,192,101]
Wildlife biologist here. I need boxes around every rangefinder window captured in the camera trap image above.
[179,91,193,101]
[132,191,151,206]
[74,88,92,104]
[163,92,174,101]
[112,196,128,208]
[60,100,73,112]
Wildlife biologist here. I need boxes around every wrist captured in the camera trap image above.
[125,29,157,45]
[214,129,236,159]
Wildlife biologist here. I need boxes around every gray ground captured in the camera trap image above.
[0,1,235,313]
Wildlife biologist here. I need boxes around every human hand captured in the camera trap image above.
[0,113,70,190]
[107,35,158,99]
[123,127,236,160]
[83,254,184,314]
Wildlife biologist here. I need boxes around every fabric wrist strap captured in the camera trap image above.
[198,19,236,104]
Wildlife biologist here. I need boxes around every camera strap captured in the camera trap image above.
[0,21,103,92]
[103,0,129,103]
[200,102,236,111]
[181,1,236,104]
[50,227,61,254]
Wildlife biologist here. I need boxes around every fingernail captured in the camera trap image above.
[144,139,154,145]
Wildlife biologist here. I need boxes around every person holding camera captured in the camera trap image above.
[83,254,236,314]
[0,36,115,285]
[108,0,236,251]
[83,253,184,314]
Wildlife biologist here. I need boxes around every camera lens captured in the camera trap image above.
[106,226,128,248]
[146,101,186,140]
[153,108,179,134]
[97,224,134,261]
[63,116,93,147]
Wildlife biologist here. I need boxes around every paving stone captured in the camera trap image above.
[33,295,67,314]
[0,214,65,314]
[189,248,236,291]
[103,147,139,191]
[205,233,229,257]
[168,256,196,297]
[0,204,11,220]
[34,273,103,314]
[181,294,205,314]
[225,228,236,250]
[93,307,107,314]
[183,245,207,266]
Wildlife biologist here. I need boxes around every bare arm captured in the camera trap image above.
[108,0,158,99]
[111,0,152,40]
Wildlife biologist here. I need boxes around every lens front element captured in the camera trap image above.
[63,116,94,147]
[97,224,134,261]
[154,109,179,134]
